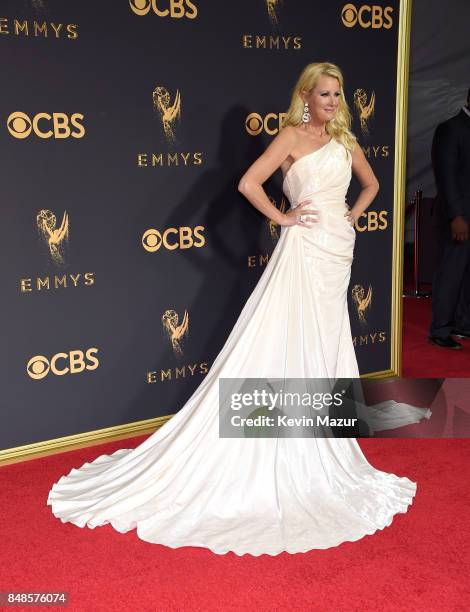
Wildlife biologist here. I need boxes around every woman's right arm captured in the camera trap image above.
[238,126,316,228]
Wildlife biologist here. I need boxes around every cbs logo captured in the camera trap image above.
[27,348,99,380]
[129,0,197,18]
[245,112,287,136]
[355,210,388,232]
[341,4,393,29]
[7,112,85,139]
[142,226,205,252]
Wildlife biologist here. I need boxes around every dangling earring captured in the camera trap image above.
[302,102,310,123]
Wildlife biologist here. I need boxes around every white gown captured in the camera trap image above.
[47,138,430,556]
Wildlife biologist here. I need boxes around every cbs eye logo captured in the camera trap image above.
[7,112,85,139]
[27,348,99,380]
[142,226,205,252]
[245,112,287,136]
[341,4,393,29]
[129,0,197,18]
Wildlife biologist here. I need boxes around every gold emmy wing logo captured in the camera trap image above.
[352,284,372,324]
[36,209,69,265]
[353,89,375,135]
[162,309,189,357]
[266,0,282,25]
[152,86,181,143]
[267,196,287,240]
[341,4,393,29]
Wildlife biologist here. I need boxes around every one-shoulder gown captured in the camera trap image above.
[47,137,430,556]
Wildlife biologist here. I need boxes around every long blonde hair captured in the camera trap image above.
[283,62,357,155]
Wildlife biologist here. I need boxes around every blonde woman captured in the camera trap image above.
[48,63,428,556]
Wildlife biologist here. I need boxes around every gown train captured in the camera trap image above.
[47,138,429,555]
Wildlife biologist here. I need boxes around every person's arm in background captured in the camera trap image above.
[431,123,468,241]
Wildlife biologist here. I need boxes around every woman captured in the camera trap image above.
[47,62,428,556]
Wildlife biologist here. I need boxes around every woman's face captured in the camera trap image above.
[302,75,341,124]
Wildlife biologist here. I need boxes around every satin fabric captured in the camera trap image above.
[47,138,426,556]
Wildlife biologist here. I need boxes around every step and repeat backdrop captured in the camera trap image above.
[0,0,405,452]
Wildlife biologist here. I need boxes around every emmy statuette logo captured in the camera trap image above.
[351,92,389,162]
[162,309,189,357]
[350,285,386,349]
[148,309,209,382]
[353,89,375,136]
[138,86,202,168]
[37,209,69,266]
[351,284,372,325]
[153,86,181,143]
[266,0,282,25]
[341,4,393,29]
[19,210,95,293]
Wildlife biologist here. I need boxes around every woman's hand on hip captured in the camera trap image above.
[280,200,319,228]
[344,205,359,226]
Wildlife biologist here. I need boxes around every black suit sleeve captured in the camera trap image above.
[431,123,464,220]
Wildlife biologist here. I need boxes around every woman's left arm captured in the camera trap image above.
[345,142,380,225]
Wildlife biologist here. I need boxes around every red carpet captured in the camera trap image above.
[1,436,468,611]
[402,297,470,377]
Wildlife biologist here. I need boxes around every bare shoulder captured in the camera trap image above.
[273,124,299,148]
[272,125,302,174]
[238,124,299,186]
[261,124,299,164]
